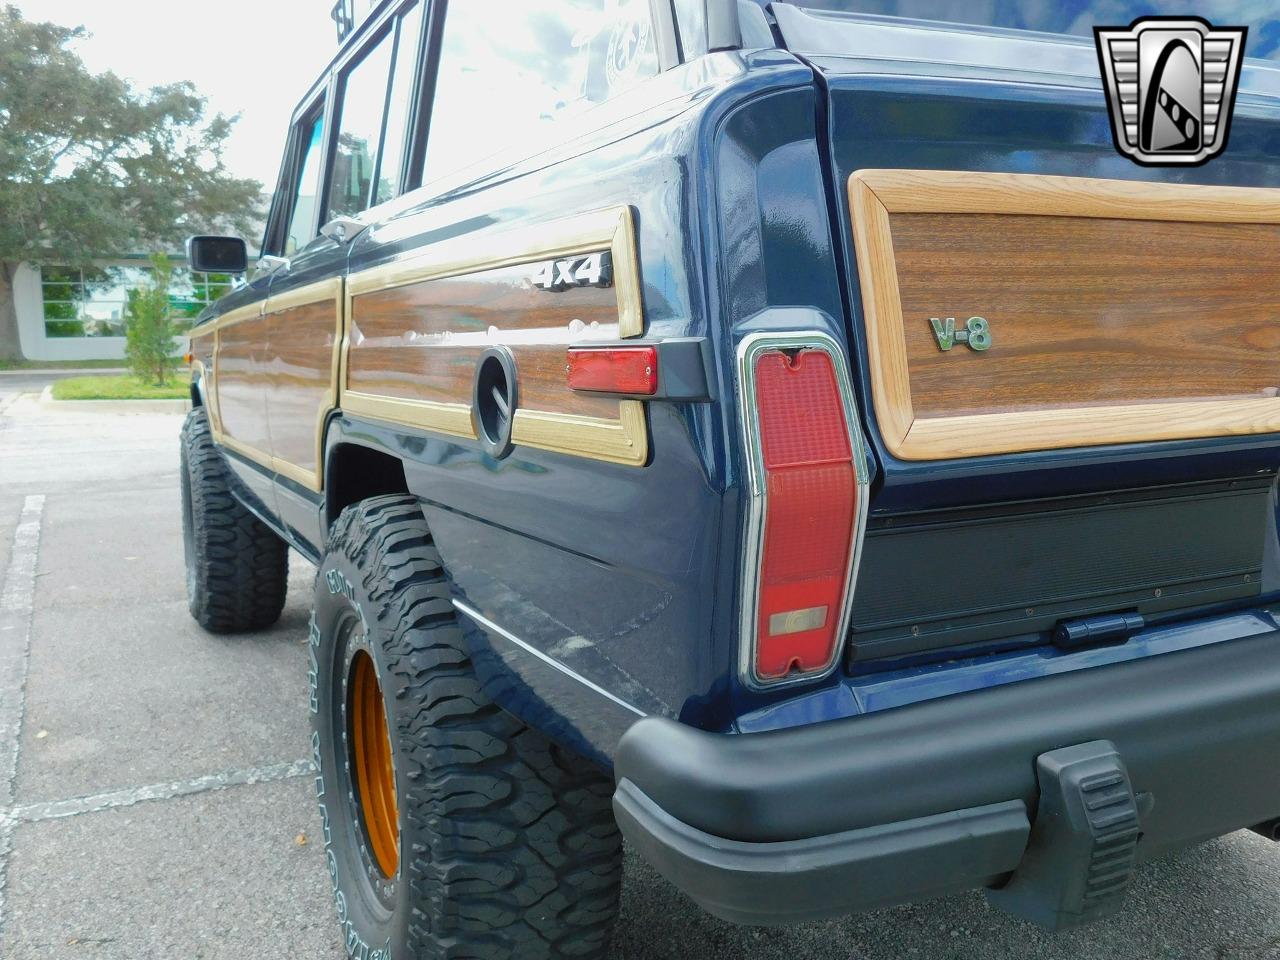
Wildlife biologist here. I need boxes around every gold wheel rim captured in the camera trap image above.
[350,650,399,877]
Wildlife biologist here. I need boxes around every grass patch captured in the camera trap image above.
[51,375,188,401]
[0,357,133,371]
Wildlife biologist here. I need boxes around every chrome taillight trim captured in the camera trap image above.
[735,330,872,691]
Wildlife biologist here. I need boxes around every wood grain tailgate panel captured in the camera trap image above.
[849,170,1280,461]
[894,213,1280,419]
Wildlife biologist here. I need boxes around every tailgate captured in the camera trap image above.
[771,4,1280,664]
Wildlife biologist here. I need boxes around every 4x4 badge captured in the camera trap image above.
[530,251,612,291]
[930,316,991,353]
[1095,17,1247,167]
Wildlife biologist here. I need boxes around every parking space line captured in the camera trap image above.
[0,494,46,940]
[7,758,314,824]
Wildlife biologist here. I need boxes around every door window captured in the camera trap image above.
[421,0,659,188]
[284,111,326,255]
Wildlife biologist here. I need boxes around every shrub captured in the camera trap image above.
[124,254,178,386]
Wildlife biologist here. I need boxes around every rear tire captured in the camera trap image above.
[310,495,622,959]
[180,407,288,632]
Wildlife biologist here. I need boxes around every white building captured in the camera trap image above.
[11,255,237,362]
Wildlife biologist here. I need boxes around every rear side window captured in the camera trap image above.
[284,110,325,255]
[374,2,424,206]
[421,0,659,187]
[325,1,425,220]
[327,29,396,219]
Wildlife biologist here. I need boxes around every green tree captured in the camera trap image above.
[124,254,177,386]
[0,5,262,359]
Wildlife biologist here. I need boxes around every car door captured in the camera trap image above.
[198,265,276,519]
[264,0,425,555]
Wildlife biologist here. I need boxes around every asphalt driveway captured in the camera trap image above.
[1,382,1278,959]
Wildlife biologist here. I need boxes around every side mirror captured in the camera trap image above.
[187,235,248,275]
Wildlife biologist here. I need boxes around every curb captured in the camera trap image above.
[0,367,128,377]
[38,384,191,415]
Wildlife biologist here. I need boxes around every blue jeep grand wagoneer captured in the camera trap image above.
[179,1,1280,955]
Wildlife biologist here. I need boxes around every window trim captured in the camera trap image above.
[650,0,682,69]
[403,0,441,194]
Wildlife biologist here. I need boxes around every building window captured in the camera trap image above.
[39,264,235,339]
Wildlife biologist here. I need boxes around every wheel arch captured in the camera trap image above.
[189,370,207,409]
[324,432,411,531]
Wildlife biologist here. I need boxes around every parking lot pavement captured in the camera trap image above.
[1,388,1279,959]
[0,371,124,418]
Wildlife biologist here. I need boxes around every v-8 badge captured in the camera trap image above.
[929,316,992,353]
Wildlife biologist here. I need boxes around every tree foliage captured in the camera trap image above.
[124,254,178,386]
[0,4,262,356]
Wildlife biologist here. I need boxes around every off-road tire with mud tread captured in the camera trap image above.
[180,407,288,632]
[310,495,623,960]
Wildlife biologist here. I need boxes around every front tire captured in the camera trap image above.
[310,495,622,959]
[180,407,288,632]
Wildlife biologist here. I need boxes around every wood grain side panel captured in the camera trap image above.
[893,213,1280,419]
[264,299,340,479]
[213,315,272,454]
[189,336,220,431]
[348,265,621,422]
[342,207,648,466]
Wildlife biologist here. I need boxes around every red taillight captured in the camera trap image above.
[747,346,860,682]
[567,346,658,395]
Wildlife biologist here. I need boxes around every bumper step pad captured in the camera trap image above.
[988,740,1142,929]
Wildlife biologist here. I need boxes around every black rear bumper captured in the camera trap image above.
[613,631,1280,926]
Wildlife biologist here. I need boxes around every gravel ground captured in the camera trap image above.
[0,383,1278,959]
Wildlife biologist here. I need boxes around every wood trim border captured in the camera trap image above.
[511,402,648,467]
[341,206,649,467]
[341,391,477,441]
[206,340,224,436]
[189,358,223,438]
[214,428,328,492]
[849,169,1280,461]
[265,276,343,318]
[859,169,1280,222]
[188,300,261,338]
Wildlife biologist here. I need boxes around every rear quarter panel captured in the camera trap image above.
[331,51,859,761]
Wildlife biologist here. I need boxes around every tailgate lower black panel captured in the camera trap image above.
[850,477,1271,661]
